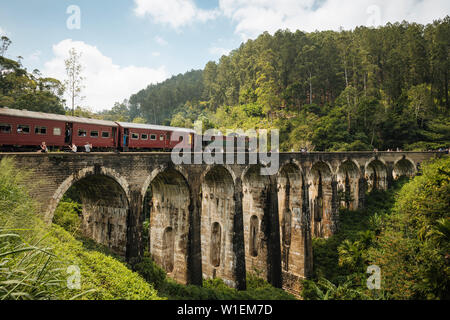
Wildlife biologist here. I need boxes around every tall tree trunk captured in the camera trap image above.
[309,71,313,105]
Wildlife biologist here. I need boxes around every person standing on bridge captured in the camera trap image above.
[84,142,93,153]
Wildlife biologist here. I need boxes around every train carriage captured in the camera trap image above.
[0,107,118,151]
[0,108,67,151]
[117,122,195,151]
[71,119,118,150]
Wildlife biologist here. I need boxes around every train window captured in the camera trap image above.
[35,126,47,135]
[160,134,164,141]
[141,134,148,140]
[17,125,30,134]
[0,124,11,134]
[90,131,99,138]
[150,134,157,140]
[78,129,87,137]
[101,132,110,138]
[131,133,139,140]
[53,128,61,136]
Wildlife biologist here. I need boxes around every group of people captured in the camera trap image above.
[70,142,92,153]
[38,142,93,153]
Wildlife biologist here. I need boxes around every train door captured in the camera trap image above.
[112,127,117,146]
[166,132,171,150]
[65,123,73,145]
[123,128,129,151]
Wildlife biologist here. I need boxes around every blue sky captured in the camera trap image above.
[1,0,448,111]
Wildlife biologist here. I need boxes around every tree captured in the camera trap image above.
[64,48,85,116]
[0,36,12,57]
[407,84,434,127]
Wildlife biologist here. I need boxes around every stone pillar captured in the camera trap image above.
[233,177,247,291]
[302,177,313,278]
[267,174,282,288]
[188,182,203,286]
[331,178,339,234]
[126,189,143,264]
[358,176,367,210]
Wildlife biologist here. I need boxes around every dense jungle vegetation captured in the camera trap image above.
[123,18,450,152]
[301,156,449,300]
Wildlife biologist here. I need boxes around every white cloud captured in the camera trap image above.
[43,39,168,112]
[219,0,450,39]
[155,35,168,46]
[28,50,42,63]
[152,51,161,56]
[209,46,231,57]
[134,0,220,30]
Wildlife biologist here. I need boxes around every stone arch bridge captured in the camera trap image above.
[0,151,442,293]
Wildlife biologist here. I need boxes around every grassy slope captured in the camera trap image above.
[0,157,161,300]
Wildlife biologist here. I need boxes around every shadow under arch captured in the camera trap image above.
[201,165,237,288]
[393,156,417,180]
[337,159,362,210]
[144,167,192,284]
[50,167,131,256]
[365,158,388,191]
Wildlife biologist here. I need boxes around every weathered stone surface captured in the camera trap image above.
[0,151,442,293]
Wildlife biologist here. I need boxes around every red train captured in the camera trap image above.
[0,107,196,152]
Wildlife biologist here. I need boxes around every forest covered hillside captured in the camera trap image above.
[123,18,450,151]
[1,18,449,151]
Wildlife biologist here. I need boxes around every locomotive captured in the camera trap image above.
[0,107,244,153]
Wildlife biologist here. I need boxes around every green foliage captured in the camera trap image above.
[53,201,81,234]
[368,156,450,299]
[0,38,65,114]
[121,19,450,152]
[304,157,450,300]
[301,276,376,300]
[0,230,66,300]
[133,254,295,300]
[129,70,204,124]
[0,158,160,300]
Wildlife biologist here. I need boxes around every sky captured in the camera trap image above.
[0,0,449,112]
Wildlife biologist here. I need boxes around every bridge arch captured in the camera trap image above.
[393,156,417,179]
[201,165,237,287]
[242,165,270,279]
[337,159,361,210]
[140,164,190,198]
[49,166,131,255]
[308,161,334,238]
[365,157,388,191]
[144,167,191,284]
[276,161,312,289]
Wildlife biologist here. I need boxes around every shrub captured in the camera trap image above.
[0,157,161,300]
[53,201,82,234]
